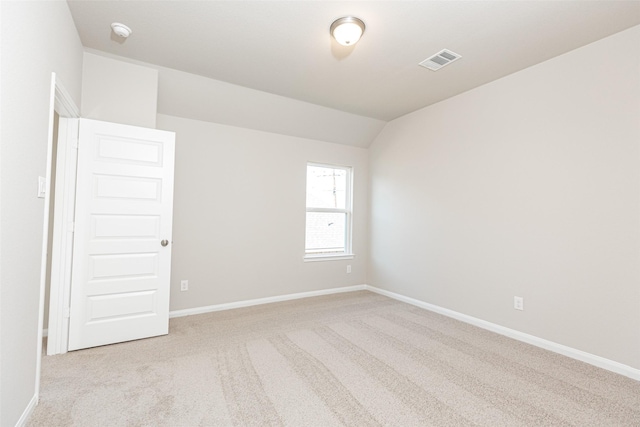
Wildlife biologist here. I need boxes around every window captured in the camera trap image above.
[305,163,353,260]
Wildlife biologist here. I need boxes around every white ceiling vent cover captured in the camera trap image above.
[419,49,462,71]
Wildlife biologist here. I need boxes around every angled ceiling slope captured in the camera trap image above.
[68,1,640,121]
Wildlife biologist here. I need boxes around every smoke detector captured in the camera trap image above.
[111,22,132,38]
[419,49,461,71]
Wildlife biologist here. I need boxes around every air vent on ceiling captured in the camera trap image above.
[419,49,462,71]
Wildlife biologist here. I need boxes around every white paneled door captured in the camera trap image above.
[68,119,175,351]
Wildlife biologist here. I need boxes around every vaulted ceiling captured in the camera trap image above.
[68,1,640,121]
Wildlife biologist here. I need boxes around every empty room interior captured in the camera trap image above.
[2,1,640,426]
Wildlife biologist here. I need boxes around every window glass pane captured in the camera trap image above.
[305,212,346,254]
[306,166,347,209]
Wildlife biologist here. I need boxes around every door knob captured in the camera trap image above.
[161,239,169,247]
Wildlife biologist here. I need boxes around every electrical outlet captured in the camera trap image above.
[514,296,524,311]
[180,280,189,291]
[346,265,352,274]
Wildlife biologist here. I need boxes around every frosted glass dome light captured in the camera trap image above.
[330,17,365,46]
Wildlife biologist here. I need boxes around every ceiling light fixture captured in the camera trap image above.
[111,22,132,38]
[330,16,365,46]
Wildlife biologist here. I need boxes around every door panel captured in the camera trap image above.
[92,215,160,239]
[68,119,175,351]
[87,290,157,322]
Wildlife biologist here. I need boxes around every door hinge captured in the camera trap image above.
[71,137,79,150]
[64,307,71,318]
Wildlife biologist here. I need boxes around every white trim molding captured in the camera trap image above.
[303,254,355,262]
[41,73,80,363]
[34,74,81,427]
[53,74,80,118]
[168,284,639,381]
[15,394,38,427]
[170,285,367,318]
[364,285,640,382]
[46,117,79,357]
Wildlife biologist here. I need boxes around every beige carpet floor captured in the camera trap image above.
[28,291,640,426]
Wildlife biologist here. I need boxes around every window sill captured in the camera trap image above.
[303,254,355,262]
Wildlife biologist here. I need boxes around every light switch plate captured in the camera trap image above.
[37,176,46,198]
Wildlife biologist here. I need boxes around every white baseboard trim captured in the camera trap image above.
[169,285,367,319]
[15,394,38,427]
[365,285,640,381]
[167,283,639,381]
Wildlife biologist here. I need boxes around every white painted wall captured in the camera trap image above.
[85,49,386,148]
[156,114,368,310]
[369,25,640,369]
[81,52,158,128]
[155,65,385,148]
[0,1,83,425]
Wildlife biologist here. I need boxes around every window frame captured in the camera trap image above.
[304,162,354,261]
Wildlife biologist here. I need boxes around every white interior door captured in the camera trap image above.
[68,118,175,351]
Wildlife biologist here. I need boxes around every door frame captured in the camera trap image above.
[36,73,80,404]
[45,116,79,356]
